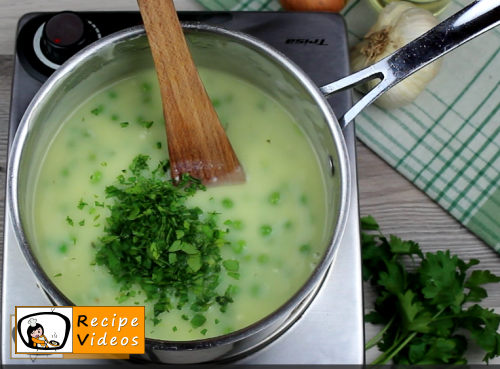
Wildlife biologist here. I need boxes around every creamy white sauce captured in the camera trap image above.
[32,67,328,340]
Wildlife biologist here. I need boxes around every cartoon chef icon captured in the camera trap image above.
[27,318,49,348]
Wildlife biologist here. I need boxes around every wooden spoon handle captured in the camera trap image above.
[137,0,245,185]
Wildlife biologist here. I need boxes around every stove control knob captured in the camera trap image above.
[40,12,95,65]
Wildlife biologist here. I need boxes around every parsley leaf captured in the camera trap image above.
[141,121,154,129]
[362,215,500,365]
[190,313,206,329]
[223,260,239,272]
[77,199,88,210]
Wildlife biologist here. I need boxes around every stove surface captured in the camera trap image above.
[1,11,364,365]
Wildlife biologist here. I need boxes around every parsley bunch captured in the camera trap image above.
[95,155,234,326]
[362,215,500,365]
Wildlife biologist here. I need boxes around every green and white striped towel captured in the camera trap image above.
[197,0,500,251]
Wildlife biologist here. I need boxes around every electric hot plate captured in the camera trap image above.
[1,10,364,365]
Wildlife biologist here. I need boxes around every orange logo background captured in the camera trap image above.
[72,306,145,354]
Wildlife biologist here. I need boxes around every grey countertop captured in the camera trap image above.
[2,0,500,364]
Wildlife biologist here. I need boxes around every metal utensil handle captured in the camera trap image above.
[320,0,500,130]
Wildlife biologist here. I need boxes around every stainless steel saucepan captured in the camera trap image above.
[7,0,500,364]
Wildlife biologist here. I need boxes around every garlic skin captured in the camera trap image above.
[350,1,443,109]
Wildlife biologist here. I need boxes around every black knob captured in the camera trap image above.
[41,12,95,65]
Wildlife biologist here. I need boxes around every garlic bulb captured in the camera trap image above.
[350,1,442,109]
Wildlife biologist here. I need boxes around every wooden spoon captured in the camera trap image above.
[137,0,245,186]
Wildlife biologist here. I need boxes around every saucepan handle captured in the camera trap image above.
[319,0,500,130]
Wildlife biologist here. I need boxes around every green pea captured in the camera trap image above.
[211,98,221,108]
[91,105,104,115]
[269,192,281,205]
[228,285,240,296]
[250,285,262,298]
[208,213,219,223]
[232,220,244,230]
[299,244,311,254]
[222,198,234,209]
[260,225,272,236]
[231,240,246,254]
[90,171,103,184]
[258,254,269,264]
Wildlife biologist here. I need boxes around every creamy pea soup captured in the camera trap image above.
[32,67,328,340]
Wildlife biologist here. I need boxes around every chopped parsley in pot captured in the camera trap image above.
[94,155,236,326]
